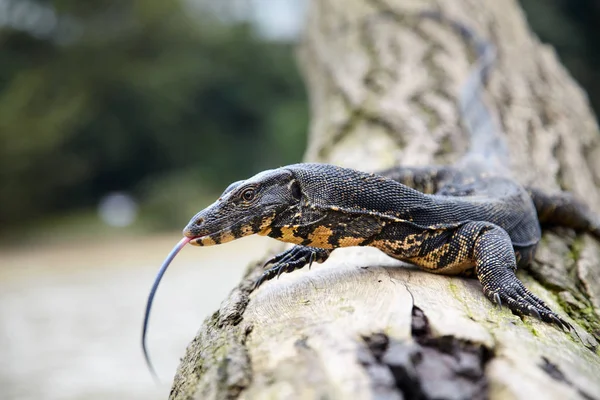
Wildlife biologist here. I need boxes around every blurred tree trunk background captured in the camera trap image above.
[170,0,600,399]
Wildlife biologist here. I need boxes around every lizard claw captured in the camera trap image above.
[253,246,331,289]
[262,251,290,269]
[276,264,287,279]
[484,276,571,331]
[254,273,267,290]
[549,314,572,332]
[493,292,502,309]
[528,306,541,320]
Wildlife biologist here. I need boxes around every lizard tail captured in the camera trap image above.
[421,11,510,176]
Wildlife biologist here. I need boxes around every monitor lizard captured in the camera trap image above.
[141,13,600,379]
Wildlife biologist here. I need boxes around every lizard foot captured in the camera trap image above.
[254,246,330,289]
[483,275,572,331]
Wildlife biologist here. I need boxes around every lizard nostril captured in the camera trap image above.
[196,217,204,225]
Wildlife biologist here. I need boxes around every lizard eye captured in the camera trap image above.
[241,188,255,202]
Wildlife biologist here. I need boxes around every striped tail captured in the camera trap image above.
[420,11,510,176]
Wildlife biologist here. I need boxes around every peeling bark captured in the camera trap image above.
[359,307,491,400]
[171,0,600,399]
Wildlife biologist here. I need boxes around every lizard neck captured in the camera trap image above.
[289,163,436,221]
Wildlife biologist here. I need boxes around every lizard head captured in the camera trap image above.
[183,167,303,246]
[142,167,303,379]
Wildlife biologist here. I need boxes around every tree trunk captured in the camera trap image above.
[170,0,600,399]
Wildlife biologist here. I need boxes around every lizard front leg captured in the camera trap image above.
[469,221,571,329]
[527,187,600,239]
[255,246,331,288]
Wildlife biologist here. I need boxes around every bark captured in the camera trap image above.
[170,0,600,399]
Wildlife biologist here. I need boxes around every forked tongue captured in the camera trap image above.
[142,236,191,382]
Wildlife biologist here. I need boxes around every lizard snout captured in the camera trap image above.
[182,212,210,238]
[182,227,196,238]
[182,219,204,238]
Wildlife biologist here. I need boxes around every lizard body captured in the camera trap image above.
[184,162,575,328]
[142,13,600,377]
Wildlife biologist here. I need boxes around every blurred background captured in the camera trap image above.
[0,0,598,399]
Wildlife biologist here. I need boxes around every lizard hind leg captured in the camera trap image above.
[528,187,600,239]
[469,222,572,330]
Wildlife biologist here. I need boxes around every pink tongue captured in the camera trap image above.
[141,236,192,381]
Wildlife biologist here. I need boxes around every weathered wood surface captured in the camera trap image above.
[170,0,600,399]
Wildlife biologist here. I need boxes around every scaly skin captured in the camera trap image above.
[184,162,600,329]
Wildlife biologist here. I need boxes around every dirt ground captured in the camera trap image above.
[0,234,268,400]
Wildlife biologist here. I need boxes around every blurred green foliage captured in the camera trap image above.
[1,0,600,234]
[0,0,308,229]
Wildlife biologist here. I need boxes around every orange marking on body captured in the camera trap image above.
[241,224,254,235]
[258,215,275,236]
[219,231,236,243]
[280,226,304,244]
[408,243,473,275]
[410,256,473,275]
[371,233,422,254]
[308,225,334,248]
[338,236,363,247]
[200,236,217,246]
